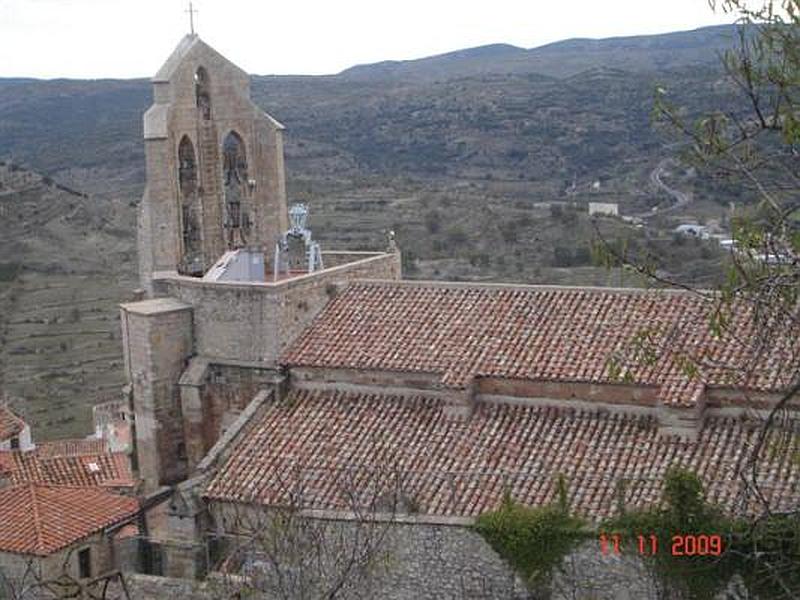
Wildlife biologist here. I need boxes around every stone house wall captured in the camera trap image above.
[0,531,117,591]
[180,362,278,468]
[0,423,32,452]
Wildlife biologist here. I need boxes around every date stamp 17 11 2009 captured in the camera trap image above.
[599,534,724,557]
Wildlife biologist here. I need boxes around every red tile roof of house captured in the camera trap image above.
[0,446,133,489]
[0,404,25,442]
[283,282,797,407]
[35,438,109,458]
[0,483,139,556]
[205,389,800,520]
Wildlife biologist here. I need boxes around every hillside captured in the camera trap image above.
[340,24,738,81]
[0,25,743,181]
[0,24,743,438]
[0,161,136,439]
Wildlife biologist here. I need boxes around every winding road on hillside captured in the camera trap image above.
[637,158,692,219]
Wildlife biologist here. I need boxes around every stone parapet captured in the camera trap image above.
[151,251,400,367]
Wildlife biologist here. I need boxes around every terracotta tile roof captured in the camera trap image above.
[205,389,800,520]
[112,523,140,540]
[283,282,798,407]
[0,404,25,442]
[0,447,133,489]
[0,483,139,556]
[35,438,109,458]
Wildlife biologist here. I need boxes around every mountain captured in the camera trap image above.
[340,43,529,80]
[0,24,744,437]
[0,25,741,182]
[338,24,738,81]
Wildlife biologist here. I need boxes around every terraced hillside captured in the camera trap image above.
[0,161,136,439]
[0,25,744,439]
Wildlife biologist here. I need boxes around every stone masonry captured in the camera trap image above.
[123,34,399,513]
[139,34,289,291]
[112,32,793,600]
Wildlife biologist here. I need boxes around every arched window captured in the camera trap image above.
[222,131,250,248]
[177,135,202,274]
[194,67,211,120]
[222,131,247,185]
[177,136,197,196]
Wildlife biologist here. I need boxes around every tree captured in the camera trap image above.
[205,465,404,600]
[0,553,131,600]
[597,1,800,596]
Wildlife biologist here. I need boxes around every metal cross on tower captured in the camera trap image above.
[186,2,198,35]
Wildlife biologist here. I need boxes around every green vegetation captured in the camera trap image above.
[0,24,768,441]
[605,468,800,599]
[474,476,588,587]
[604,468,737,598]
[0,262,20,282]
[476,468,800,598]
[0,25,744,292]
[0,163,135,439]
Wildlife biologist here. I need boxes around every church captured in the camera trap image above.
[7,33,799,599]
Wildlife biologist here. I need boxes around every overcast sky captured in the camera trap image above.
[1,0,737,79]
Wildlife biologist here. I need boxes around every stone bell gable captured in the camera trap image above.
[139,34,288,291]
[124,34,400,496]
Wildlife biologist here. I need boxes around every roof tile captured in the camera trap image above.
[0,405,25,442]
[283,283,796,407]
[0,484,139,556]
[205,389,800,520]
[0,443,133,489]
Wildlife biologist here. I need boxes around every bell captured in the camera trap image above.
[289,204,308,233]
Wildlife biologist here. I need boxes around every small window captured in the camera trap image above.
[144,542,164,576]
[9,436,19,450]
[195,67,211,120]
[78,547,91,579]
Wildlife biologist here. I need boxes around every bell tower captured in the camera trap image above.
[138,34,289,292]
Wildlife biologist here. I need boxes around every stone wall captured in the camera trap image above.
[0,532,117,591]
[180,359,278,469]
[550,540,756,600]
[105,542,756,600]
[110,517,756,600]
[205,503,530,600]
[140,35,289,289]
[321,250,390,268]
[370,521,530,600]
[118,573,216,600]
[120,298,194,492]
[550,540,661,599]
[291,366,446,394]
[478,377,659,408]
[153,252,400,367]
[0,550,43,592]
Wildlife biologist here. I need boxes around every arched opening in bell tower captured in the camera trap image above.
[222,131,251,249]
[178,135,203,275]
[194,67,211,120]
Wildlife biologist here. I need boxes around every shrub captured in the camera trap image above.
[424,210,441,234]
[474,477,587,586]
[445,226,468,246]
[553,246,573,267]
[602,468,753,599]
[0,263,20,282]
